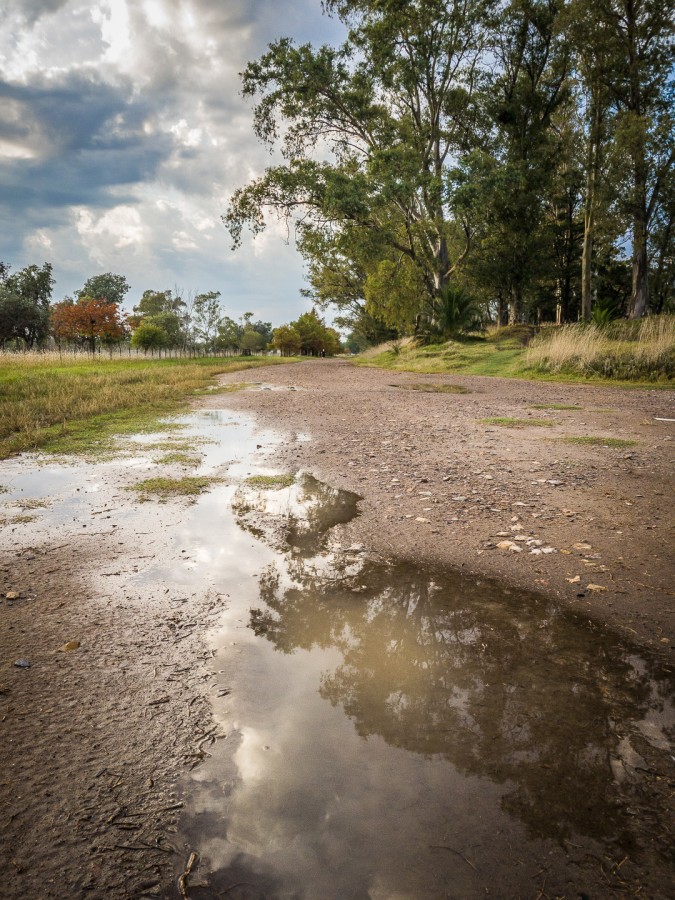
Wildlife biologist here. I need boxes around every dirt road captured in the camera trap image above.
[215,359,675,651]
[0,359,672,898]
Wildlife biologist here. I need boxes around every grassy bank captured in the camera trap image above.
[356,318,675,385]
[0,352,297,460]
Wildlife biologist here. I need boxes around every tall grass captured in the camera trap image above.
[0,353,295,459]
[525,316,675,381]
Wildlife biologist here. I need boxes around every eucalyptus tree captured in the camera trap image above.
[225,0,495,329]
[594,0,674,317]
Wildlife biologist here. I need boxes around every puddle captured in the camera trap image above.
[172,470,675,898]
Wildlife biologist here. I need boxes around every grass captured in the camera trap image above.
[525,316,675,381]
[245,474,295,489]
[157,452,202,466]
[127,475,221,498]
[563,436,638,448]
[392,382,470,394]
[0,353,299,460]
[480,417,556,427]
[530,403,583,410]
[356,317,674,385]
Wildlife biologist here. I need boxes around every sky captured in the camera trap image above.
[0,0,345,324]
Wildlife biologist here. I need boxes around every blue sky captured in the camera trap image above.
[0,0,345,324]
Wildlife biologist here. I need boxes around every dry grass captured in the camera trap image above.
[525,317,675,381]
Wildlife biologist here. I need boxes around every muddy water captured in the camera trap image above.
[169,448,674,897]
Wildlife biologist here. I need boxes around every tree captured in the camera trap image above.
[193,291,223,351]
[77,273,131,306]
[594,0,674,317]
[225,0,495,324]
[51,297,128,354]
[216,316,244,353]
[240,327,267,354]
[0,288,50,348]
[1,263,53,347]
[131,322,169,355]
[271,324,302,356]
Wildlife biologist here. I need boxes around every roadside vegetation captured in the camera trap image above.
[357,318,674,384]
[0,353,297,460]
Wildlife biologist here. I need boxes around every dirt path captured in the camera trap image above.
[0,359,672,898]
[213,359,674,652]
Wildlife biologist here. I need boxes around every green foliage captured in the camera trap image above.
[131,322,168,353]
[77,273,130,306]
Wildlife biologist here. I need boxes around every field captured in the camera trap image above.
[0,351,298,459]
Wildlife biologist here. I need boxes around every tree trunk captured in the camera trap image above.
[509,285,521,324]
[629,210,649,318]
[581,83,604,322]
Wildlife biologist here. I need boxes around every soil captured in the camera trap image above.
[0,359,672,899]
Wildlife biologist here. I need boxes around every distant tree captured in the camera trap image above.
[0,288,50,348]
[133,289,182,317]
[240,327,267,354]
[77,273,130,306]
[1,262,54,347]
[51,297,128,354]
[131,322,169,355]
[216,316,244,353]
[193,291,223,351]
[271,324,302,356]
[292,309,341,355]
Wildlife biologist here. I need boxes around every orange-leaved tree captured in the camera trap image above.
[51,296,129,354]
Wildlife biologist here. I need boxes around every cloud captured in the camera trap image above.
[0,0,346,321]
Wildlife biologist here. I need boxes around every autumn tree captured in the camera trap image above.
[51,297,128,354]
[271,324,302,356]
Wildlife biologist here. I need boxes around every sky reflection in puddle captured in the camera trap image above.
[177,473,675,899]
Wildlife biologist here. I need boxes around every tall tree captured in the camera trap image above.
[595,0,674,317]
[193,291,223,351]
[77,273,130,306]
[226,0,495,325]
[2,262,54,347]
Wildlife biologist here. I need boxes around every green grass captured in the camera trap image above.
[245,474,296,489]
[480,417,556,427]
[563,436,638,448]
[392,382,470,394]
[157,451,202,466]
[127,475,221,498]
[0,354,299,460]
[530,403,583,410]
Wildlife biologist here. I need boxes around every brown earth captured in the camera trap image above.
[0,358,672,899]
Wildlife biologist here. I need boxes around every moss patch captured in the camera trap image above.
[563,436,638,448]
[245,474,295,489]
[480,417,555,427]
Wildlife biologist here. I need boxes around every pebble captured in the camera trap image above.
[14,659,31,668]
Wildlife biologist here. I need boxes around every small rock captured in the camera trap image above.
[586,583,607,592]
[60,640,81,652]
[497,540,515,550]
[415,517,430,523]
[573,542,593,551]
[14,659,31,668]
[5,591,20,600]
[566,575,581,584]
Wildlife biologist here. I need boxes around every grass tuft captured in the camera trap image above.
[127,476,220,497]
[157,452,201,467]
[563,436,638,448]
[530,403,582,411]
[480,417,555,427]
[392,382,470,394]
[245,474,295,489]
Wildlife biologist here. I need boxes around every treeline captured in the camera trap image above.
[226,0,674,346]
[0,263,340,357]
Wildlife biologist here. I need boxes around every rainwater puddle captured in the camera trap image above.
[171,469,675,898]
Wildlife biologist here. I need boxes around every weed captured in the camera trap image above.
[563,436,638,448]
[245,474,295,489]
[480,417,555,427]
